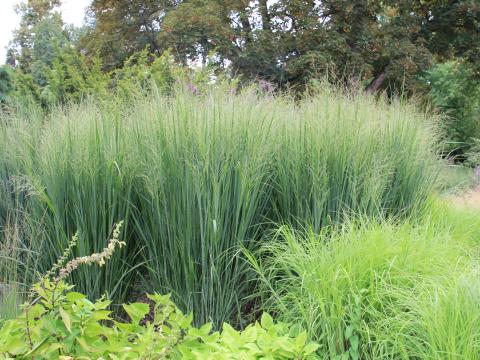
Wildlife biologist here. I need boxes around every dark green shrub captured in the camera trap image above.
[0,66,13,103]
[424,61,480,160]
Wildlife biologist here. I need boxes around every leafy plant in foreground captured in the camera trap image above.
[0,226,319,359]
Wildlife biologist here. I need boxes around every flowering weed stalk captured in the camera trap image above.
[23,222,125,349]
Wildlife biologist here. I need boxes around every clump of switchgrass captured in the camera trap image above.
[270,86,439,231]
[0,222,23,319]
[0,212,40,320]
[0,83,439,326]
[0,99,138,307]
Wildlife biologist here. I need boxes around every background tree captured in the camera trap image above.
[79,0,480,92]
[159,0,232,66]
[0,66,14,103]
[8,0,62,71]
[5,0,480,99]
[81,0,178,70]
[423,61,480,159]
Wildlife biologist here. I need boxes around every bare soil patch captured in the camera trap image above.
[448,186,480,209]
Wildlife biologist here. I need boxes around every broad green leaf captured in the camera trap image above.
[350,334,359,350]
[123,302,149,324]
[76,337,92,351]
[303,342,320,355]
[295,331,307,348]
[240,325,257,343]
[260,313,274,330]
[345,325,353,339]
[28,304,46,319]
[147,293,171,305]
[66,292,86,302]
[24,337,50,357]
[59,307,72,333]
[2,336,26,355]
[92,309,112,321]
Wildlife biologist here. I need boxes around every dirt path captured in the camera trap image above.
[448,186,480,209]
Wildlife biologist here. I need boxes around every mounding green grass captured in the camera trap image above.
[0,85,438,326]
[249,202,480,359]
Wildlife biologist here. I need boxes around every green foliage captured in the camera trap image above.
[0,67,13,103]
[81,0,479,92]
[7,0,62,71]
[0,279,319,359]
[29,14,67,81]
[159,0,232,66]
[6,46,184,108]
[37,49,106,106]
[6,0,479,104]
[5,1,109,107]
[6,4,110,108]
[423,61,480,159]
[249,202,480,359]
[81,0,172,69]
[112,50,181,99]
[0,86,438,328]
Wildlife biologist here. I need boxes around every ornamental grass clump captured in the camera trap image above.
[249,207,480,359]
[0,84,439,326]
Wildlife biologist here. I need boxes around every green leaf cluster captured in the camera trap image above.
[0,280,319,359]
[423,60,480,160]
[81,0,479,93]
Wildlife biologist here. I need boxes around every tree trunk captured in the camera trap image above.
[238,7,253,44]
[258,0,271,31]
[365,71,386,94]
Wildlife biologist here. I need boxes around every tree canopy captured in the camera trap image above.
[74,0,479,91]
[3,0,479,94]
